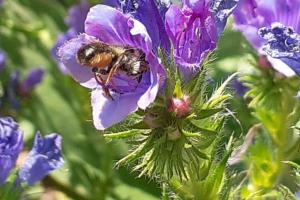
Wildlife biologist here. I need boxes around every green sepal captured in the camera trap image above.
[158,47,176,99]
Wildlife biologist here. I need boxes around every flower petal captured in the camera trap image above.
[52,29,77,74]
[0,50,6,71]
[165,4,217,80]
[18,133,64,185]
[20,68,44,94]
[267,56,297,77]
[65,0,90,32]
[233,0,275,49]
[137,53,163,109]
[58,33,99,89]
[85,4,152,53]
[258,23,300,76]
[104,0,171,50]
[0,117,23,185]
[121,0,171,52]
[91,88,140,130]
[165,5,186,45]
[210,0,239,36]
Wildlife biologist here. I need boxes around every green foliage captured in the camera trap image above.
[242,70,300,147]
[102,55,238,200]
[235,56,300,199]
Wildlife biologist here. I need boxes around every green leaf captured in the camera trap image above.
[195,108,223,119]
[205,73,237,108]
[103,129,150,140]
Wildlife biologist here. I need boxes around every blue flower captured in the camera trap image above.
[234,0,300,76]
[0,117,23,185]
[18,132,64,185]
[258,23,300,75]
[0,116,64,186]
[3,68,44,109]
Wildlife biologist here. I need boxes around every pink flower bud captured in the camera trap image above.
[167,95,191,118]
[258,56,272,69]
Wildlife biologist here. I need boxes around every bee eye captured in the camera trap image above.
[77,45,97,64]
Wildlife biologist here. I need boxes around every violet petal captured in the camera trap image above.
[18,133,64,185]
[0,117,23,185]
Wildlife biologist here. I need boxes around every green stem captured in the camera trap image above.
[42,176,88,200]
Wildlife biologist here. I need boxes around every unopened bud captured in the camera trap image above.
[167,95,191,118]
[258,56,272,69]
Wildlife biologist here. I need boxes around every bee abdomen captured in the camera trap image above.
[90,53,114,69]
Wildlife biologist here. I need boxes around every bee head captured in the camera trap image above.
[76,43,100,66]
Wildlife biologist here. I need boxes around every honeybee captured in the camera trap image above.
[76,42,149,99]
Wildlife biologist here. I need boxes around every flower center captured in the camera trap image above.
[258,22,300,58]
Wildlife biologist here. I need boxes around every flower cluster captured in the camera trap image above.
[234,0,300,77]
[0,116,64,186]
[58,0,238,130]
[0,51,44,109]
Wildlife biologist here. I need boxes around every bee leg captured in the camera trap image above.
[104,55,124,86]
[93,72,114,100]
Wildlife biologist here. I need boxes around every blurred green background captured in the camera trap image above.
[0,0,256,199]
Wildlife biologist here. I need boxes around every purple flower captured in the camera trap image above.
[0,50,6,71]
[58,5,165,130]
[3,68,44,109]
[52,1,90,74]
[52,30,78,74]
[231,78,248,97]
[258,23,300,75]
[165,0,237,79]
[210,0,239,35]
[18,133,64,185]
[0,117,23,185]
[233,0,300,76]
[65,0,90,33]
[296,191,300,200]
[19,68,44,94]
[6,71,21,109]
[105,0,171,52]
